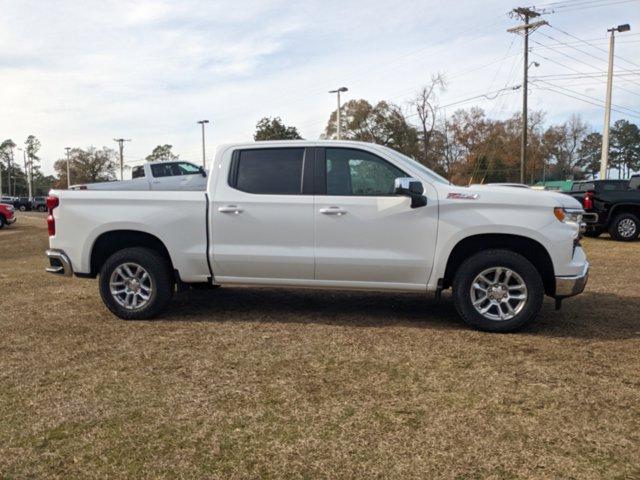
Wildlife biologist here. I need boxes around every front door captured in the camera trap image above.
[314,147,438,288]
[211,147,315,281]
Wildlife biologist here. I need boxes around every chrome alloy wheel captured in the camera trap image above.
[109,262,153,310]
[470,267,528,321]
[618,218,637,238]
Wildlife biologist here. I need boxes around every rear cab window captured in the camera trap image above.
[229,148,306,195]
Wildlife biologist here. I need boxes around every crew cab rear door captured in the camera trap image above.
[210,147,315,281]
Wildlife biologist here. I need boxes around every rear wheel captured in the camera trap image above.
[99,247,174,320]
[38,205,46,212]
[452,249,544,332]
[19,205,27,212]
[609,213,639,241]
[0,216,5,229]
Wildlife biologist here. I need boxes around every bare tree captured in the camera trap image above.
[409,73,446,168]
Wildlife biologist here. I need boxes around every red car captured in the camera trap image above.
[0,203,16,228]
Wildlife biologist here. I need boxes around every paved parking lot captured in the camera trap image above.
[1,212,639,479]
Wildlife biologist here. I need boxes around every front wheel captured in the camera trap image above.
[609,213,639,241]
[99,247,174,320]
[19,205,27,212]
[452,249,544,332]
[0,216,5,229]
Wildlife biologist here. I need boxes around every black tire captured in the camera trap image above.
[0,216,5,229]
[99,247,174,320]
[583,227,604,238]
[608,213,640,242]
[38,205,46,212]
[19,205,26,212]
[452,249,544,333]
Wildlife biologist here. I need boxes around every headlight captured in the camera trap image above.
[554,207,583,224]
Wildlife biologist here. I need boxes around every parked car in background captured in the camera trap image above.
[567,177,640,241]
[0,202,16,228]
[13,197,32,211]
[1,195,15,205]
[32,196,47,212]
[70,161,207,191]
[45,141,589,333]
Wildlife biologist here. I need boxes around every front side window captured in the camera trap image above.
[326,148,405,196]
[177,162,201,175]
[233,148,304,194]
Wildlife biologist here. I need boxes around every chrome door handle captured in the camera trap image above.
[218,205,244,214]
[319,206,347,215]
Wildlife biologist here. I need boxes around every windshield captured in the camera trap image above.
[379,146,451,185]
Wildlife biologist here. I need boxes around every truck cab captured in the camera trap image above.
[72,161,207,191]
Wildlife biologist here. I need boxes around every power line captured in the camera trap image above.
[530,39,640,90]
[547,25,640,70]
[532,79,640,118]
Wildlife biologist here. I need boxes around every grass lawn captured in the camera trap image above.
[1,212,639,479]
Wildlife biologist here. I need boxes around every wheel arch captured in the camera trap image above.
[89,230,175,278]
[608,203,640,222]
[442,233,556,296]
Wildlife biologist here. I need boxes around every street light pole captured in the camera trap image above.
[600,24,631,180]
[65,147,72,189]
[197,120,210,168]
[113,138,131,181]
[329,87,348,140]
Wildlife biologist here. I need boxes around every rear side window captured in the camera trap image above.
[231,148,304,194]
[132,166,145,179]
[571,182,594,192]
[602,181,627,191]
[151,163,178,178]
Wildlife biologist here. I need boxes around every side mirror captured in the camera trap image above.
[394,177,427,208]
[199,167,207,178]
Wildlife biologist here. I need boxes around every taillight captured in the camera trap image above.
[583,190,594,210]
[46,195,59,236]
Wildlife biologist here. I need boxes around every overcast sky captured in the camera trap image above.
[1,0,639,176]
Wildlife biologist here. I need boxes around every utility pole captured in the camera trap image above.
[65,147,72,188]
[329,87,348,140]
[508,8,547,184]
[24,149,32,198]
[600,24,631,180]
[197,120,210,168]
[8,145,14,196]
[113,138,131,180]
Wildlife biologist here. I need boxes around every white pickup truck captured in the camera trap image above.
[71,160,207,191]
[45,141,589,332]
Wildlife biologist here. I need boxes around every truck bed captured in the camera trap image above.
[48,190,210,283]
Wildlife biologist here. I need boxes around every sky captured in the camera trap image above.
[1,0,639,177]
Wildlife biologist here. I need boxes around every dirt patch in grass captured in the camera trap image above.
[1,213,639,479]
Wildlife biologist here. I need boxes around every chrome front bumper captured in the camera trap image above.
[45,249,73,277]
[6,216,16,224]
[555,262,589,297]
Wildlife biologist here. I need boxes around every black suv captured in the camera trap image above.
[567,176,640,241]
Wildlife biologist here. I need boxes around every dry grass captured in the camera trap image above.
[1,212,639,479]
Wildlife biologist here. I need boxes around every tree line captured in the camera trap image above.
[254,77,639,184]
[2,79,638,193]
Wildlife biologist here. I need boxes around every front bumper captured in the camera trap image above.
[45,249,73,277]
[555,262,589,297]
[6,215,16,224]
